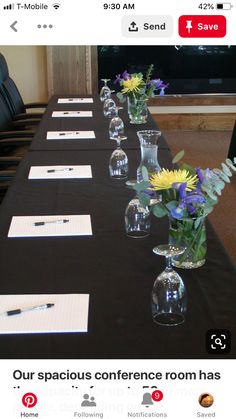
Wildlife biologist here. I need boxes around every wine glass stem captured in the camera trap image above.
[116,140,121,148]
[166,256,172,269]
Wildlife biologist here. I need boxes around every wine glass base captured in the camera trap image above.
[152,313,185,326]
[110,174,128,180]
[126,230,150,238]
[171,258,206,269]
[129,120,147,125]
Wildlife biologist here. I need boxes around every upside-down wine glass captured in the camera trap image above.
[124,181,150,238]
[151,244,187,326]
[99,79,111,102]
[109,135,128,179]
[103,94,117,118]
[109,107,125,139]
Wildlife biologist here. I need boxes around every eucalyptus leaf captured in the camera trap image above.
[133,181,150,193]
[166,200,179,211]
[172,150,185,164]
[152,204,168,218]
[139,192,151,207]
[221,162,232,177]
[203,206,214,216]
[213,168,230,183]
[116,92,126,103]
[226,158,236,172]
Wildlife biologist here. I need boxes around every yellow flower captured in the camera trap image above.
[121,75,143,94]
[150,169,197,191]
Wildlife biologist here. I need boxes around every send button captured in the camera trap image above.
[122,15,173,37]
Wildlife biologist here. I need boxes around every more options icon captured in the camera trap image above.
[206,329,231,354]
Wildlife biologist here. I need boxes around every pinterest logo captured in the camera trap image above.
[22,393,38,408]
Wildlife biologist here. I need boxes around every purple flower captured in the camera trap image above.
[171,205,184,220]
[172,182,187,199]
[148,79,169,95]
[183,191,205,205]
[122,70,131,80]
[143,189,156,199]
[186,204,196,215]
[115,70,131,84]
[114,74,122,84]
[196,167,204,184]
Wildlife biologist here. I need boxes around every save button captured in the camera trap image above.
[179,15,226,38]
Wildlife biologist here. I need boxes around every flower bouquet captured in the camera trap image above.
[132,150,236,269]
[115,65,168,124]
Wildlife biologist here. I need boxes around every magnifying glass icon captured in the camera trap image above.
[215,338,222,345]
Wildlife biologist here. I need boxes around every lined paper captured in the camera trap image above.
[0,294,89,334]
[52,111,92,118]
[28,165,92,179]
[8,215,93,238]
[58,98,93,104]
[46,131,95,140]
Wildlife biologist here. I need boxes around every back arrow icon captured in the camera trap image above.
[10,21,18,32]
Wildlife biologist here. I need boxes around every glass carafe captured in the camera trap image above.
[136,130,162,182]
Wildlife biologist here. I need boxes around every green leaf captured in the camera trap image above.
[116,92,126,103]
[221,162,232,177]
[194,217,203,229]
[203,206,214,216]
[141,166,149,181]
[166,200,178,211]
[213,168,230,183]
[139,192,150,207]
[226,158,236,172]
[172,150,185,164]
[152,204,168,218]
[201,185,218,201]
[133,181,150,193]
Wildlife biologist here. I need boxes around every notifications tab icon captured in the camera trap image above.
[179,15,226,37]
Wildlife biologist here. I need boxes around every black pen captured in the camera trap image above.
[47,168,74,173]
[63,111,80,115]
[59,132,80,136]
[6,303,55,316]
[34,219,69,226]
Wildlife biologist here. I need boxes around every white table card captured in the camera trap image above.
[8,215,92,238]
[28,165,92,179]
[46,131,95,140]
[0,293,89,334]
[52,111,92,118]
[58,98,93,103]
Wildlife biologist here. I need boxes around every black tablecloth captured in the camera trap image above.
[30,95,169,151]
[0,150,235,359]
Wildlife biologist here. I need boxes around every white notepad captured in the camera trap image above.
[58,98,93,104]
[0,294,89,334]
[46,131,95,140]
[8,215,92,238]
[52,111,92,118]
[28,165,92,179]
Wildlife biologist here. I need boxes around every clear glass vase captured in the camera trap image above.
[136,130,162,182]
[169,216,207,269]
[127,96,148,124]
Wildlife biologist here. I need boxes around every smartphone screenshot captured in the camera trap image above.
[0,0,235,417]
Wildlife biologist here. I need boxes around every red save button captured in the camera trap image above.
[179,15,226,38]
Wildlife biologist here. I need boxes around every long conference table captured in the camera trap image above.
[0,95,235,359]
